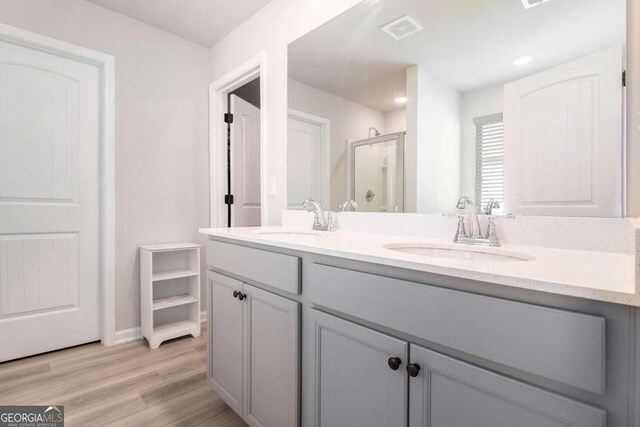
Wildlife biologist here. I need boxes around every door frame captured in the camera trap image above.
[209,53,267,227]
[287,109,330,209]
[0,23,116,346]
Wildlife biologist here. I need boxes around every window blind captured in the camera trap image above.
[474,113,504,210]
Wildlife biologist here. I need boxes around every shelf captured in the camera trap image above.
[140,243,201,252]
[152,295,198,311]
[152,269,198,282]
[140,242,201,349]
[153,320,200,338]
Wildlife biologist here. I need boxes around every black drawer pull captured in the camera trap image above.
[407,363,421,377]
[388,357,401,371]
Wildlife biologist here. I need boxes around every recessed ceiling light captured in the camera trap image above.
[394,96,408,104]
[513,56,532,66]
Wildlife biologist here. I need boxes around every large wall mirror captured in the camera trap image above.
[287,0,627,217]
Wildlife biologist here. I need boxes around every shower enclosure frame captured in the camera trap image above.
[346,131,406,213]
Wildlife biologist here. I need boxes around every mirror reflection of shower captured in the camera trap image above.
[348,132,405,213]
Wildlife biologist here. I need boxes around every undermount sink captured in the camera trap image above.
[383,243,534,262]
[252,229,325,237]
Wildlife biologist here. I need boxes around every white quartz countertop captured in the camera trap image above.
[199,226,639,307]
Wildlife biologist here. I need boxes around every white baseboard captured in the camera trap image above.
[201,311,207,323]
[114,326,142,345]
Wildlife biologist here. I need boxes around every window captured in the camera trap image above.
[474,113,504,210]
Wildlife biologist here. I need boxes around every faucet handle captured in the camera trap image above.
[312,211,322,228]
[485,217,501,246]
[453,216,466,242]
[327,212,335,231]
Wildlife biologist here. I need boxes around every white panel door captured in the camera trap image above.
[208,271,244,415]
[287,116,323,209]
[244,284,299,427]
[0,37,101,361]
[503,46,624,217]
[231,95,261,226]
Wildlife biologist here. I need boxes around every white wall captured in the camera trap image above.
[288,79,385,209]
[0,0,211,331]
[460,85,504,198]
[210,0,364,224]
[416,68,462,213]
[384,108,407,134]
[405,66,418,212]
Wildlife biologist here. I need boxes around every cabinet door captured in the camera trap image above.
[307,309,408,427]
[208,271,244,415]
[244,284,300,427]
[408,344,606,427]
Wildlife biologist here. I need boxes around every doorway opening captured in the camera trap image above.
[227,78,262,227]
[209,54,266,229]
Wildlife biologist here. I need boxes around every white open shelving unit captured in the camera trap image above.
[140,243,201,349]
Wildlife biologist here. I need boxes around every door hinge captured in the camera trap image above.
[224,194,234,205]
[224,113,234,124]
[622,70,626,87]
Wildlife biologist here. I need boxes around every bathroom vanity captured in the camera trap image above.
[202,0,639,424]
[200,223,640,427]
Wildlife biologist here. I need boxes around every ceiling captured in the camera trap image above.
[288,0,625,112]
[87,0,272,47]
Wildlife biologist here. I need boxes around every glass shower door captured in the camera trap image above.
[349,132,405,212]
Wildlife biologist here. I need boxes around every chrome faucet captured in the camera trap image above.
[454,196,501,247]
[456,196,482,238]
[302,199,333,231]
[340,200,359,212]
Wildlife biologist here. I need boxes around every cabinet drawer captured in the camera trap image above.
[207,240,300,294]
[306,263,605,394]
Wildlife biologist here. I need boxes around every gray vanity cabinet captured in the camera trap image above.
[204,239,634,427]
[307,309,408,427]
[306,308,605,427]
[408,344,606,427]
[207,271,300,427]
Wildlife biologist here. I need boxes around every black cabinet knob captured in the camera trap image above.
[238,293,247,301]
[233,291,239,299]
[387,357,401,371]
[407,363,421,377]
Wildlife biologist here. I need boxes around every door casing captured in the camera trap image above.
[209,53,267,228]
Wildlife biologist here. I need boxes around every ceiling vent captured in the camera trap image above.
[521,0,550,9]
[381,15,423,41]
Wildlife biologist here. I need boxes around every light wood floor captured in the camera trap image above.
[0,326,247,427]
